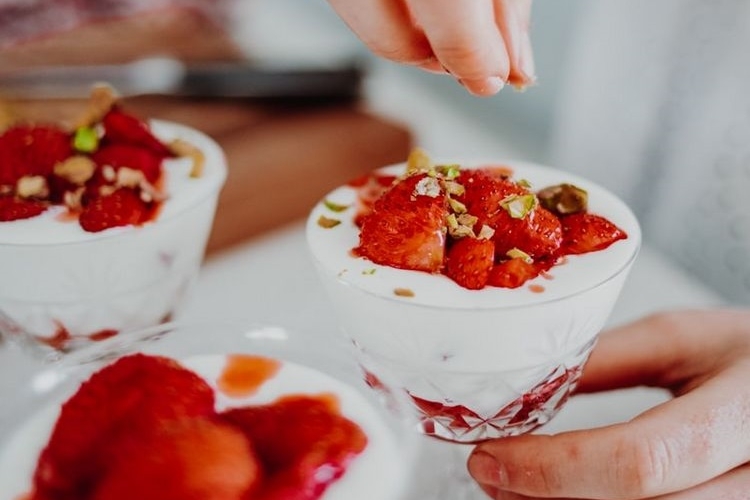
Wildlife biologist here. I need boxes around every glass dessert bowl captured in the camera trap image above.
[306,153,641,443]
[0,322,418,500]
[0,91,226,359]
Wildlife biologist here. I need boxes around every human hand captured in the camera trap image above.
[326,0,535,96]
[467,309,750,499]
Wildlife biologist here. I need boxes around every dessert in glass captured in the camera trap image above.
[0,87,227,359]
[306,150,641,444]
[0,322,418,500]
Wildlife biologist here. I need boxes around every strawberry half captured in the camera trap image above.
[101,108,172,158]
[90,417,261,500]
[444,237,495,290]
[0,196,47,221]
[221,395,368,500]
[0,125,72,185]
[32,354,215,500]
[561,212,628,255]
[79,188,150,233]
[356,173,448,273]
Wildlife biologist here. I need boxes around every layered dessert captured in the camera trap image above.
[0,352,408,500]
[0,87,226,353]
[306,150,640,442]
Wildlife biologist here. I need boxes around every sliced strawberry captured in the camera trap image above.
[488,257,543,289]
[90,417,260,500]
[351,173,396,227]
[561,212,628,255]
[221,395,368,500]
[444,237,495,290]
[356,172,448,273]
[32,354,215,500]
[458,169,562,259]
[79,188,151,232]
[0,125,72,185]
[0,196,47,221]
[101,107,171,158]
[91,143,163,183]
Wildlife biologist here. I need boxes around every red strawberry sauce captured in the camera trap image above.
[217,354,281,398]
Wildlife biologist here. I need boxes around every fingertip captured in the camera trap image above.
[460,76,506,96]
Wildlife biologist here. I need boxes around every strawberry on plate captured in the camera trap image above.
[356,172,448,273]
[90,417,261,500]
[444,236,495,290]
[32,354,215,500]
[101,108,172,158]
[0,196,47,221]
[0,125,72,185]
[221,395,368,500]
[560,212,628,255]
[78,188,151,232]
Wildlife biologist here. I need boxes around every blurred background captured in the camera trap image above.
[1,0,748,306]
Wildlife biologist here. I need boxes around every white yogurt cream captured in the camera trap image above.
[306,160,641,427]
[0,354,410,500]
[0,121,226,348]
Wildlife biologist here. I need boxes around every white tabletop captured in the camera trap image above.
[0,59,726,499]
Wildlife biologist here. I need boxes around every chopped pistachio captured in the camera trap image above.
[448,197,467,214]
[73,84,118,128]
[537,183,588,215]
[456,213,478,227]
[500,194,537,219]
[446,213,459,229]
[449,224,474,239]
[506,247,534,263]
[317,215,341,228]
[407,148,433,173]
[63,188,85,211]
[394,287,415,298]
[477,224,496,240]
[72,126,99,153]
[323,199,350,212]
[517,178,532,189]
[362,268,377,275]
[443,180,465,196]
[436,164,461,180]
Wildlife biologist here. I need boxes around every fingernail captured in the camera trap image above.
[459,76,505,96]
[468,450,507,487]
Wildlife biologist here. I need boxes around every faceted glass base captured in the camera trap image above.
[363,338,595,444]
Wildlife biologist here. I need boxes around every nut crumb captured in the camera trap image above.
[16,175,49,199]
[317,215,341,228]
[394,287,415,298]
[73,84,118,129]
[169,138,205,178]
[54,156,96,185]
[116,167,145,189]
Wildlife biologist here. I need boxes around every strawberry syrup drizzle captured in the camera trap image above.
[35,322,118,351]
[217,354,281,398]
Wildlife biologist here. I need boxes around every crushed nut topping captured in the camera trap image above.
[394,287,415,297]
[169,138,205,178]
[477,224,495,240]
[16,175,49,199]
[54,156,96,185]
[116,167,145,189]
[64,188,85,211]
[414,176,441,198]
[506,247,534,263]
[500,193,537,219]
[537,183,588,215]
[448,197,467,214]
[323,199,350,212]
[317,215,341,228]
[73,84,118,129]
[102,165,117,182]
[406,147,433,174]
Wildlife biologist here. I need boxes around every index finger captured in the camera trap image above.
[406,0,510,95]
